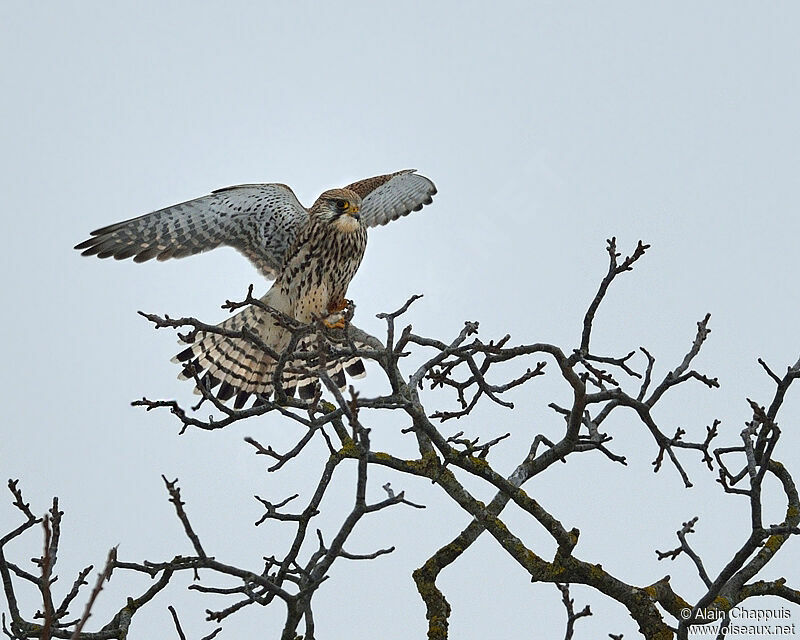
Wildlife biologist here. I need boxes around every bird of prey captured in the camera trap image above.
[75,169,436,407]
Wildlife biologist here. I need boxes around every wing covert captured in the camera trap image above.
[345,169,437,228]
[74,184,308,278]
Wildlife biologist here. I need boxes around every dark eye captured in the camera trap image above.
[336,199,349,213]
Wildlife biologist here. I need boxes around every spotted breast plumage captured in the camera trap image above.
[75,170,437,406]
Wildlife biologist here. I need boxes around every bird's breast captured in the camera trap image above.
[279,223,367,321]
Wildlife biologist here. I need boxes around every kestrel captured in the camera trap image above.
[75,169,436,407]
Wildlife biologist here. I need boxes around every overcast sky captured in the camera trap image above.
[2,3,800,639]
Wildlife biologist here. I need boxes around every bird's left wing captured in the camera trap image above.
[344,169,437,228]
[74,184,308,278]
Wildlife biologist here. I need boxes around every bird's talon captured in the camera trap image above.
[323,316,346,329]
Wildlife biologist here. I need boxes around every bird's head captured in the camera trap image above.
[311,188,363,233]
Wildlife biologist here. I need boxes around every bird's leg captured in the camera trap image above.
[327,298,352,314]
[323,298,351,329]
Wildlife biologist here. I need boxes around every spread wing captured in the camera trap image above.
[74,184,309,278]
[345,169,437,228]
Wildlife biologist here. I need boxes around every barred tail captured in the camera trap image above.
[171,291,368,407]
[172,290,289,408]
[292,350,367,400]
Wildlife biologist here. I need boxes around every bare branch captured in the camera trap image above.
[556,583,592,640]
[162,477,207,559]
[69,547,116,639]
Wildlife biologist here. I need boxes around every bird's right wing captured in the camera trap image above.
[74,184,309,278]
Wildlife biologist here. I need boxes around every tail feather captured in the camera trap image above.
[344,357,366,379]
[292,338,370,400]
[172,290,369,407]
[201,372,221,391]
[331,365,346,389]
[172,346,194,363]
[217,381,237,402]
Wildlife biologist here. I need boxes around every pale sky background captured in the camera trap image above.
[2,3,800,639]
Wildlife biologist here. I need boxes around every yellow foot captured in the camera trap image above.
[323,316,346,329]
[327,298,352,315]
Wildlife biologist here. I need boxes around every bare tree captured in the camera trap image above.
[2,239,798,640]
